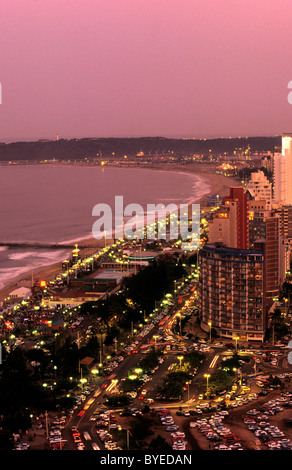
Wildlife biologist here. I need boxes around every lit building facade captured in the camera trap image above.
[246,170,272,210]
[281,205,292,240]
[199,244,266,342]
[208,187,249,249]
[273,134,292,205]
[249,203,285,300]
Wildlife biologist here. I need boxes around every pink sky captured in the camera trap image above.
[0,0,292,141]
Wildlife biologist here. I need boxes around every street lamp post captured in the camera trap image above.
[177,355,184,370]
[177,313,182,335]
[204,373,210,394]
[91,368,99,383]
[285,298,288,317]
[187,380,191,408]
[80,377,87,390]
[233,367,242,388]
[208,321,212,342]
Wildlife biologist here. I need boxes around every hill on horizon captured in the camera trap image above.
[0,135,281,162]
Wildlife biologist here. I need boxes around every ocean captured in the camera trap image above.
[0,164,210,290]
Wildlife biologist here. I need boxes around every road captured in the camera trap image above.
[60,282,292,450]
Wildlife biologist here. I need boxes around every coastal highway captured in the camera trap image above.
[61,282,220,449]
[61,346,225,450]
[62,317,166,449]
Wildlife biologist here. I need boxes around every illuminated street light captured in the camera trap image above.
[91,368,99,382]
[233,335,240,351]
[177,313,182,335]
[153,335,159,350]
[233,367,242,386]
[208,321,212,342]
[204,373,210,392]
[177,355,184,370]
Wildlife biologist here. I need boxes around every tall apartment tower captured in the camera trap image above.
[281,205,292,240]
[280,205,292,274]
[198,244,266,342]
[209,187,249,249]
[246,170,273,210]
[249,202,285,300]
[273,134,292,205]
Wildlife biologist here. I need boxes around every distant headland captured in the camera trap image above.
[0,135,281,163]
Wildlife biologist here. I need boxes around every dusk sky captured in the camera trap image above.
[1,0,292,141]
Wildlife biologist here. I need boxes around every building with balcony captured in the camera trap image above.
[249,202,286,299]
[208,186,249,249]
[273,134,292,205]
[198,243,266,342]
[246,170,273,210]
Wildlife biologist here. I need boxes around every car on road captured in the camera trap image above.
[92,442,100,450]
[172,432,185,438]
[166,425,179,431]
[144,398,154,404]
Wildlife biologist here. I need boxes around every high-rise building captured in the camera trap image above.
[280,205,292,274]
[208,200,237,248]
[198,244,266,342]
[274,152,287,203]
[280,205,292,240]
[249,203,285,300]
[249,201,269,243]
[273,134,292,205]
[208,187,249,249]
[246,170,272,210]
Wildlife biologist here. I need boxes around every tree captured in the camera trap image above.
[103,393,131,407]
[122,256,186,312]
[0,347,47,435]
[139,347,162,372]
[53,335,79,377]
[149,435,172,451]
[78,335,100,361]
[209,369,234,393]
[130,415,154,440]
[159,370,192,399]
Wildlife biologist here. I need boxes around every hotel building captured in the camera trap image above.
[273,133,292,205]
[249,201,285,299]
[199,243,266,342]
[246,170,273,210]
[208,187,249,249]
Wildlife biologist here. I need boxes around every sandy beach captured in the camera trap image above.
[0,163,241,303]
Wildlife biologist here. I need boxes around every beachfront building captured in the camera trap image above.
[279,204,292,275]
[9,287,32,300]
[249,202,286,300]
[207,194,223,207]
[198,243,266,342]
[41,290,105,309]
[245,170,273,210]
[280,205,292,240]
[208,187,249,250]
[273,134,292,205]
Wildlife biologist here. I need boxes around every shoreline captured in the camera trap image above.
[0,163,241,303]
